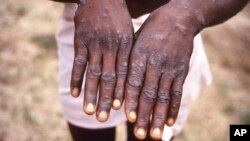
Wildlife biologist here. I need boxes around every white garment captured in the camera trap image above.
[56,3,212,140]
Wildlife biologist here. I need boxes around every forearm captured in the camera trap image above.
[169,0,249,33]
[192,0,248,27]
[50,0,79,3]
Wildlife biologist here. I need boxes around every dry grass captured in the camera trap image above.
[0,1,249,141]
[0,1,70,141]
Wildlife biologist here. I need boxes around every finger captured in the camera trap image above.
[150,73,173,140]
[70,32,88,97]
[83,41,102,115]
[96,36,118,122]
[166,72,187,126]
[125,50,146,123]
[113,35,132,110]
[134,65,161,140]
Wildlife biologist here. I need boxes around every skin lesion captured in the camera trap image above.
[127,74,143,89]
[157,90,170,103]
[101,72,117,85]
[148,52,167,67]
[88,65,102,78]
[141,86,158,102]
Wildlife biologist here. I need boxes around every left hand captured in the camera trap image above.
[71,0,133,122]
[125,1,201,140]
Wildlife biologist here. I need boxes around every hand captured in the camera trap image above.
[125,2,200,140]
[71,0,133,122]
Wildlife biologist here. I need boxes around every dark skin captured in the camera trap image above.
[72,0,133,121]
[125,0,249,139]
[52,0,249,140]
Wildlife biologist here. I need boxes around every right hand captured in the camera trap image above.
[125,2,198,139]
[71,0,133,122]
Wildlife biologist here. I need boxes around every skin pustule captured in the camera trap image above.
[51,0,249,140]
[71,0,134,122]
[124,0,249,140]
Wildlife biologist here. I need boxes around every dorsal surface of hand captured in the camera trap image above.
[71,0,134,122]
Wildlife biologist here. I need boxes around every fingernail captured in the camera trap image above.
[98,111,108,121]
[129,111,137,122]
[152,128,161,137]
[86,103,94,114]
[72,88,79,97]
[136,128,145,137]
[167,118,175,126]
[113,99,121,109]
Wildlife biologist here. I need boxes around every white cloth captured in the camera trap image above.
[56,3,212,140]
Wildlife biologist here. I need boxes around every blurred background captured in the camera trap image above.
[0,0,249,141]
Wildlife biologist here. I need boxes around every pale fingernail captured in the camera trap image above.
[152,128,161,137]
[86,103,94,113]
[98,111,108,121]
[167,118,175,126]
[136,128,145,137]
[113,99,121,109]
[129,111,137,122]
[72,88,79,97]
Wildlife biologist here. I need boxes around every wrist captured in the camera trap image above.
[171,0,207,33]
[171,0,249,30]
[153,0,204,36]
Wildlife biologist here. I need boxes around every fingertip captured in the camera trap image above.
[166,118,175,126]
[150,128,162,140]
[128,111,137,123]
[112,99,121,110]
[84,103,95,115]
[134,128,146,140]
[71,87,80,97]
[97,111,108,122]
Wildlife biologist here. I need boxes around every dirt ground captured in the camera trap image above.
[0,1,249,141]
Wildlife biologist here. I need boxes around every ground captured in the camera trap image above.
[0,1,249,141]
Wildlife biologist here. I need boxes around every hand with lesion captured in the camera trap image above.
[68,0,248,139]
[125,2,196,140]
[125,0,249,140]
[70,0,133,122]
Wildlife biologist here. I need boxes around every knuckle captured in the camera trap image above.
[101,72,116,85]
[148,52,166,67]
[157,90,170,103]
[172,90,182,98]
[99,95,112,109]
[127,98,138,108]
[131,61,145,71]
[127,75,143,89]
[71,75,82,82]
[117,64,128,77]
[153,115,165,124]
[127,62,145,88]
[120,34,132,48]
[137,115,150,124]
[99,31,119,50]
[174,60,189,76]
[141,86,157,102]
[174,67,186,76]
[88,65,101,78]
[74,57,87,66]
